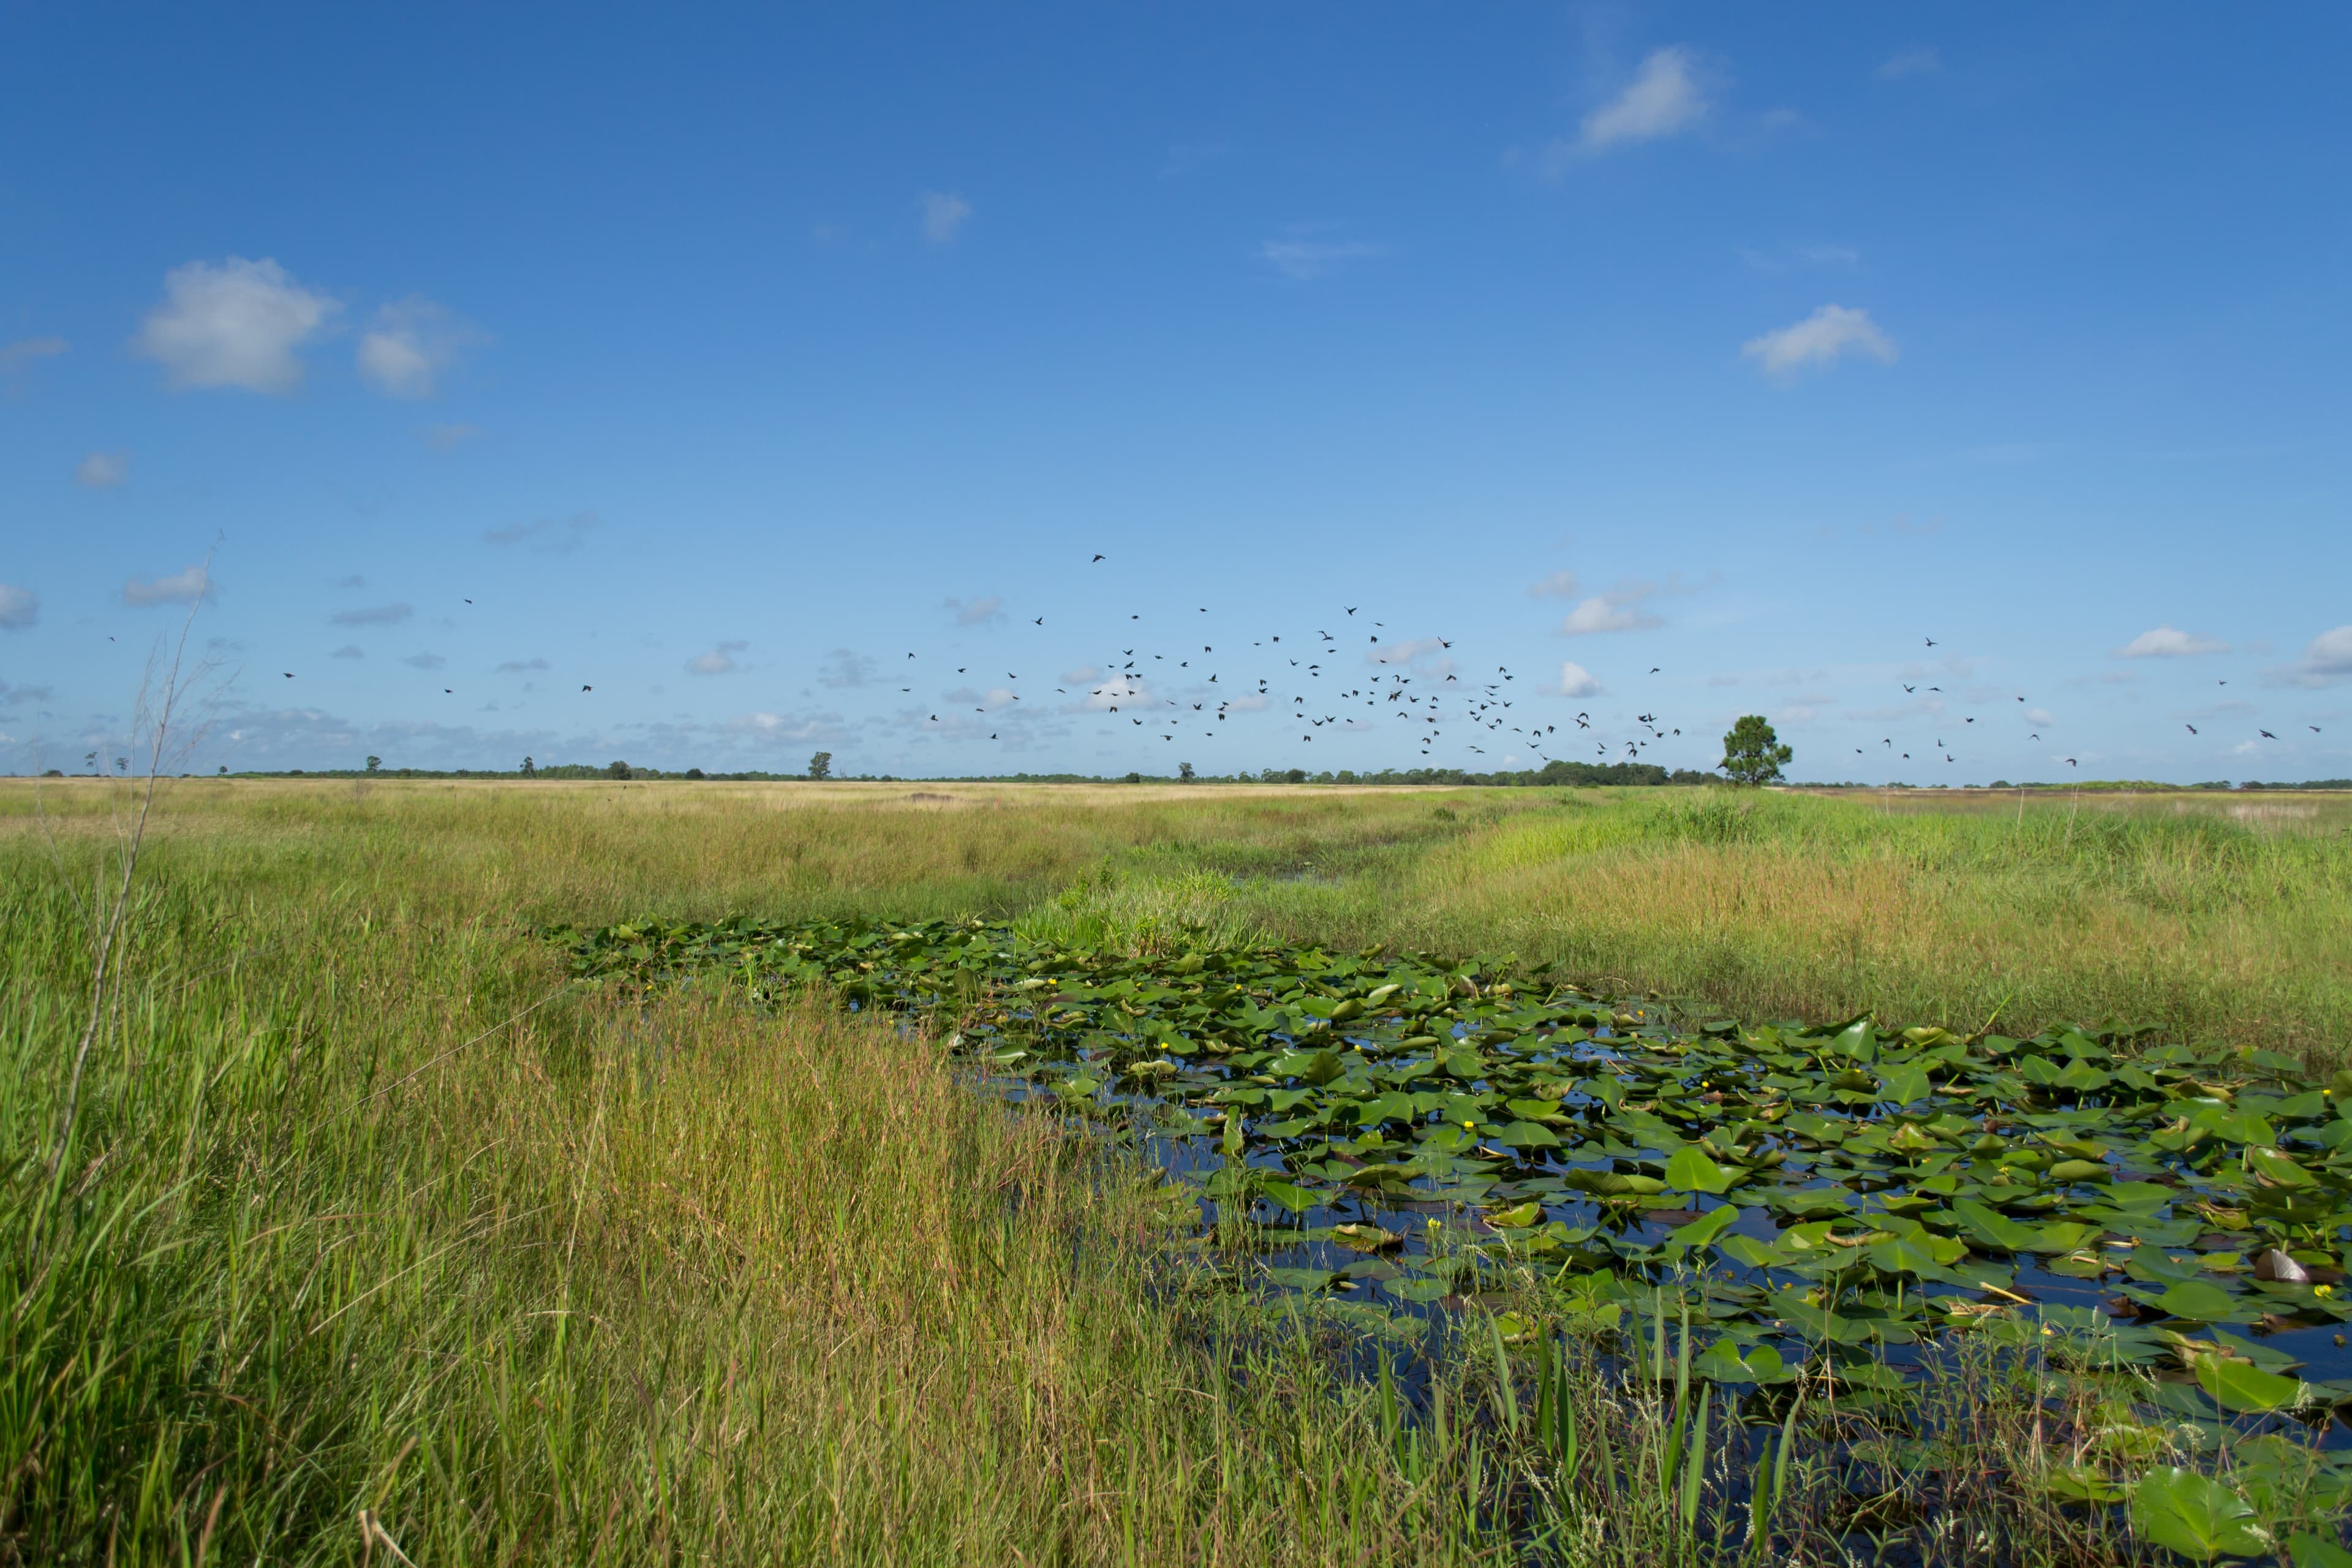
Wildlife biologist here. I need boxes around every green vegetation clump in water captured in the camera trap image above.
[565,913,2352,1548]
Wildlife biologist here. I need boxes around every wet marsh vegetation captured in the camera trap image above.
[3,777,2348,1563]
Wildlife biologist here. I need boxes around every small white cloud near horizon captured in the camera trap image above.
[945,595,1004,627]
[921,192,973,243]
[1878,48,1940,80]
[1572,47,1708,156]
[357,297,477,399]
[123,565,213,607]
[1258,238,1382,281]
[819,648,876,688]
[1526,570,1581,599]
[135,257,338,394]
[1557,582,1664,637]
[1742,305,1898,376]
[76,450,130,489]
[689,639,750,676]
[1549,662,1604,698]
[2114,625,2230,659]
[0,583,37,630]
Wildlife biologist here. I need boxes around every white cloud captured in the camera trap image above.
[921,192,972,243]
[123,565,213,606]
[135,257,338,393]
[729,710,843,744]
[1556,583,1663,637]
[75,450,129,489]
[1548,662,1604,698]
[2114,625,2229,659]
[1061,665,1099,684]
[1526,570,1581,599]
[1368,636,1452,672]
[1877,48,1940,80]
[421,421,483,451]
[330,602,413,627]
[1741,304,1897,376]
[401,652,447,670]
[2026,707,2055,726]
[1575,48,1706,154]
[356,297,475,399]
[496,657,549,674]
[689,639,748,676]
[945,595,1004,627]
[0,583,36,630]
[2274,625,2352,687]
[1257,238,1381,281]
[484,512,597,552]
[331,645,364,659]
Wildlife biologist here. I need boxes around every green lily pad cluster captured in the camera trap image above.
[556,916,2352,1425]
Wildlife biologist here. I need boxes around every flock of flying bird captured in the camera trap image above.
[259,559,2318,775]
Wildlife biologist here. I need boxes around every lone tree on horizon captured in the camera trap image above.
[807,751,833,780]
[1720,715,1792,786]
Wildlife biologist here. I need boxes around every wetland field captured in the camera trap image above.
[6,777,2351,1565]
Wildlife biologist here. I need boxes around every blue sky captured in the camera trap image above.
[3,3,2346,782]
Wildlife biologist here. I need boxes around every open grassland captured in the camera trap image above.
[10,776,2343,1060]
[4,777,2348,1562]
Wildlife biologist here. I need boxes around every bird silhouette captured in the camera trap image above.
[2186,724,2198,735]
[283,672,293,679]
[1924,638,1937,647]
[581,685,592,692]
[1091,554,1105,562]
[2260,730,2277,739]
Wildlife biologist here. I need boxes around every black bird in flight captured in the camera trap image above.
[1924,637,1937,647]
[1092,554,1105,562]
[1903,684,1915,693]
[2260,730,2277,739]
[1033,617,1044,625]
[283,672,294,678]
[2185,724,2198,735]
[582,685,592,692]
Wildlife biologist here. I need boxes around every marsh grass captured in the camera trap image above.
[2,853,1520,1562]
[5,776,2347,1562]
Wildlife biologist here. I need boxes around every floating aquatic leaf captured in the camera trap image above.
[2131,1468,2268,1561]
[2193,1356,2304,1414]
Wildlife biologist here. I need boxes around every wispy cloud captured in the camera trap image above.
[0,584,37,630]
[1877,48,1940,80]
[921,192,972,243]
[401,652,447,671]
[495,657,549,674]
[1742,305,1897,376]
[1526,570,1581,599]
[330,644,364,659]
[1257,237,1382,281]
[135,257,338,394]
[0,336,69,374]
[329,602,413,627]
[2114,625,2229,659]
[1553,47,1708,167]
[421,421,484,451]
[944,595,1004,627]
[688,639,748,676]
[75,450,130,489]
[123,565,214,607]
[333,575,367,589]
[819,648,876,688]
[1556,582,1663,637]
[356,296,477,398]
[484,512,598,552]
